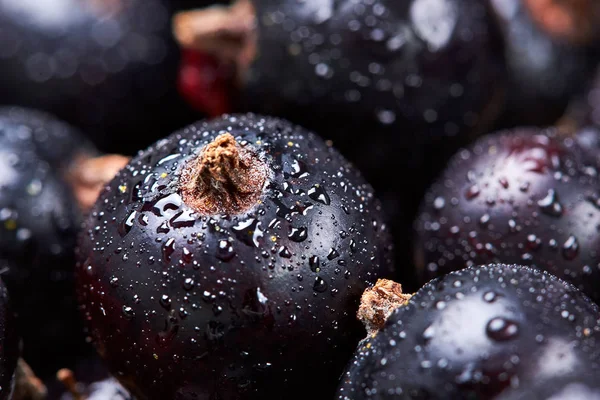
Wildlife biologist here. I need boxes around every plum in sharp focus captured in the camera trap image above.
[336,264,600,399]
[414,127,600,302]
[75,114,394,399]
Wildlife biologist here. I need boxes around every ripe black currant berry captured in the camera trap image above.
[75,114,395,399]
[0,106,128,378]
[337,264,600,400]
[174,0,501,139]
[0,0,197,154]
[173,0,503,288]
[489,0,600,127]
[414,128,600,302]
[0,279,18,400]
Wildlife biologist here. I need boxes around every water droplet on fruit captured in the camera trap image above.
[288,227,308,242]
[422,325,435,340]
[313,277,328,292]
[465,185,480,200]
[279,246,292,258]
[138,213,149,226]
[232,218,264,247]
[160,295,172,309]
[162,238,175,261]
[122,306,134,319]
[150,193,183,216]
[182,247,193,263]
[538,189,563,217]
[562,235,579,260]
[483,291,498,303]
[157,221,170,234]
[170,210,196,228]
[118,210,136,237]
[308,184,330,205]
[289,158,309,178]
[183,278,195,290]
[327,248,340,260]
[217,239,235,261]
[309,256,320,272]
[486,317,519,341]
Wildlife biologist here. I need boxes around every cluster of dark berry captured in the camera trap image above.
[0,0,599,399]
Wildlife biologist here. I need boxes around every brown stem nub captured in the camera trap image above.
[12,359,47,400]
[180,133,268,216]
[66,154,131,213]
[57,368,86,400]
[357,279,412,338]
[172,0,257,82]
[524,0,599,44]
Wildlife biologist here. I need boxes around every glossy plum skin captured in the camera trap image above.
[336,264,600,399]
[0,279,18,400]
[0,107,96,377]
[0,0,196,154]
[414,128,600,302]
[76,114,395,400]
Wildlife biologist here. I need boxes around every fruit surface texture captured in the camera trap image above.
[76,114,394,399]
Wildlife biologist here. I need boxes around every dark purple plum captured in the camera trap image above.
[174,0,502,141]
[0,0,197,154]
[488,0,600,127]
[414,128,600,302]
[336,264,600,399]
[0,279,18,400]
[75,114,394,399]
[173,0,504,282]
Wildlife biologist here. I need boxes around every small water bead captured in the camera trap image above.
[182,247,193,263]
[422,325,435,340]
[486,317,519,341]
[160,295,172,309]
[119,210,136,237]
[483,291,499,303]
[170,210,196,228]
[216,239,235,261]
[278,246,292,258]
[327,248,340,260]
[562,235,579,261]
[308,184,330,205]
[162,238,175,261]
[309,256,320,272]
[157,221,170,234]
[537,189,563,217]
[151,193,183,216]
[433,196,445,210]
[313,277,328,293]
[288,227,308,242]
[465,185,480,200]
[122,306,135,319]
